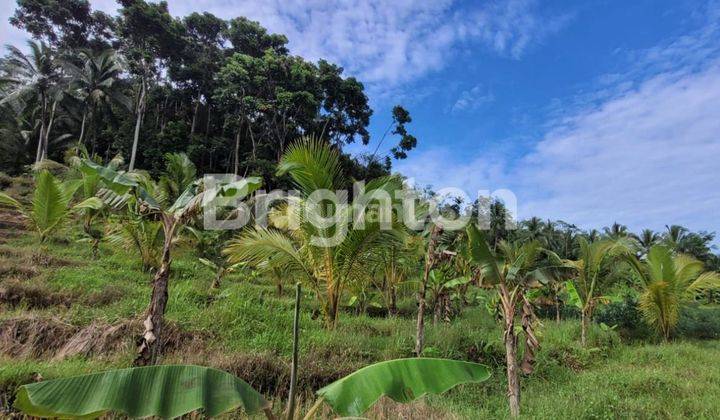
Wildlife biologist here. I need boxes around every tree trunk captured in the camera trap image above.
[78,110,88,145]
[135,220,175,366]
[276,282,283,297]
[555,295,561,324]
[129,78,147,171]
[190,99,200,135]
[35,120,46,163]
[389,286,398,317]
[415,289,426,356]
[505,325,521,418]
[415,225,442,356]
[433,295,440,326]
[443,294,452,323]
[35,95,47,163]
[233,130,241,175]
[520,294,540,375]
[580,309,588,347]
[41,100,57,161]
[500,285,520,417]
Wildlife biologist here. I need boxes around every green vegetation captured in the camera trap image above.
[1,1,719,419]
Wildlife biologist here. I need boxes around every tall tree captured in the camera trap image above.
[63,49,131,149]
[224,137,404,328]
[10,0,114,50]
[1,41,64,163]
[116,0,186,171]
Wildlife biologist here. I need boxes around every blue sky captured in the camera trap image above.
[2,0,719,237]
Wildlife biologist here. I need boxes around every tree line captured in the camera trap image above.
[0,0,417,186]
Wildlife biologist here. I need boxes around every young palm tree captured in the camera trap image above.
[466,225,545,417]
[371,234,423,316]
[63,50,131,148]
[158,152,197,203]
[0,170,102,242]
[625,245,720,340]
[1,41,63,163]
[224,137,404,329]
[552,237,633,346]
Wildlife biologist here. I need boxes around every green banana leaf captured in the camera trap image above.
[14,365,269,419]
[565,280,584,309]
[317,358,491,417]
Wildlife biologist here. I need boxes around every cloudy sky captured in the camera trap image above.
[2,0,719,237]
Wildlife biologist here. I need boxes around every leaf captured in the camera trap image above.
[14,365,269,419]
[565,280,583,309]
[316,358,491,417]
[72,197,104,211]
[443,276,472,290]
[31,171,70,239]
[0,192,24,213]
[466,224,502,285]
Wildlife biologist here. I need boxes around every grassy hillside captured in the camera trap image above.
[1,213,719,419]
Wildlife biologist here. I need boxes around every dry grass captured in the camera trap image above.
[0,316,208,361]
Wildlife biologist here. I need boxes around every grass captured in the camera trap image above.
[1,225,720,418]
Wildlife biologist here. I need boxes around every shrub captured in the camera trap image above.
[595,295,651,340]
[676,304,720,339]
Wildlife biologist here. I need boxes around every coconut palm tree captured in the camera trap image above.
[0,170,102,242]
[1,41,64,163]
[63,49,131,149]
[603,222,629,239]
[625,245,720,340]
[552,237,633,346]
[224,136,404,329]
[466,225,545,417]
[158,152,197,203]
[632,228,660,257]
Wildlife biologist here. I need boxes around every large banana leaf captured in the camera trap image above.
[466,224,502,285]
[316,358,490,417]
[14,365,269,419]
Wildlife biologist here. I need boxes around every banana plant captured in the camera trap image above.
[0,170,102,242]
[466,224,545,418]
[14,359,490,419]
[81,159,261,366]
[427,268,472,324]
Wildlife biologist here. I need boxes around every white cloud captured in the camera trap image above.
[517,61,720,233]
[2,0,568,90]
[396,5,720,235]
[451,85,495,113]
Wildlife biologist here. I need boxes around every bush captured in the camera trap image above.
[595,296,651,340]
[676,304,720,339]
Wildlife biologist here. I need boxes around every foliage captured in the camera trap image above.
[224,136,404,328]
[316,358,491,417]
[0,170,101,241]
[625,245,720,340]
[14,365,269,418]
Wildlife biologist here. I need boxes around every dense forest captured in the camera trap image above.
[0,0,417,185]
